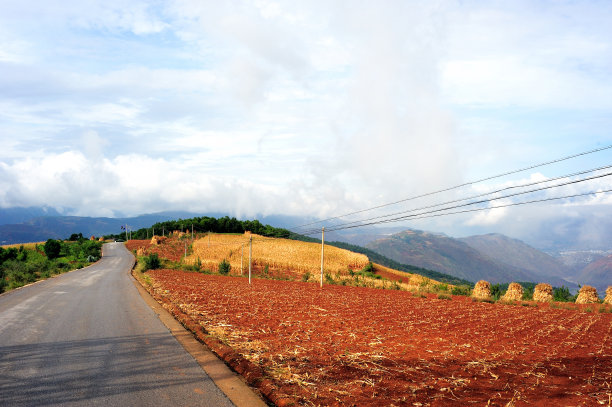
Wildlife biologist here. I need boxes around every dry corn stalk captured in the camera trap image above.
[575,285,599,304]
[533,283,553,302]
[472,280,491,300]
[502,282,523,302]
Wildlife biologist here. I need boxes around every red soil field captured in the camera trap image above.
[126,239,186,262]
[145,269,612,406]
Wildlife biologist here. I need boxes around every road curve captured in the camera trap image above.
[0,242,235,406]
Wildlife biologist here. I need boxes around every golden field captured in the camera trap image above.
[185,233,370,275]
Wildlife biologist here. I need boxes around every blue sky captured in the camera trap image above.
[1,0,611,239]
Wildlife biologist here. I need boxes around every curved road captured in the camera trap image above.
[0,243,235,406]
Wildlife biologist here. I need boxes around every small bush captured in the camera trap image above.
[44,239,62,260]
[437,294,451,300]
[218,259,231,275]
[435,283,448,292]
[302,271,311,282]
[451,285,471,296]
[143,253,161,271]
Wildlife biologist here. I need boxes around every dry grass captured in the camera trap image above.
[186,233,369,275]
[1,242,44,249]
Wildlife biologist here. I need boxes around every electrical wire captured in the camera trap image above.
[291,144,612,231]
[304,188,612,235]
[300,166,612,234]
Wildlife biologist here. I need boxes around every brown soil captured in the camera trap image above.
[145,270,612,406]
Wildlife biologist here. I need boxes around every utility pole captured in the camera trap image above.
[320,227,325,288]
[241,245,244,276]
[248,236,252,284]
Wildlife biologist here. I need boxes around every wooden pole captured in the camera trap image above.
[248,236,252,284]
[320,227,325,288]
[241,245,244,276]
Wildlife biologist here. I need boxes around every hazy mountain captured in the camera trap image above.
[366,229,577,287]
[366,230,533,283]
[0,210,313,245]
[458,234,571,279]
[576,256,612,294]
[0,206,62,225]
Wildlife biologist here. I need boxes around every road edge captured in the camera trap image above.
[129,265,268,407]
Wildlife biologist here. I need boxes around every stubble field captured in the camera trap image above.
[145,269,612,406]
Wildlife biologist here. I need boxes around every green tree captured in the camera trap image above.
[553,286,573,302]
[218,259,231,275]
[44,239,62,260]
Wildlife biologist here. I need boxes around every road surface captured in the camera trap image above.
[0,242,236,406]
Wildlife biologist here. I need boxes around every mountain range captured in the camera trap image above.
[0,206,609,293]
[365,230,577,288]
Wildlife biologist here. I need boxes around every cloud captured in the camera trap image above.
[0,0,611,239]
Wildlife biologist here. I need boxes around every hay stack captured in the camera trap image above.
[575,285,599,304]
[604,287,612,305]
[533,283,553,302]
[136,247,146,256]
[150,235,167,245]
[90,235,96,241]
[98,237,105,242]
[472,280,491,300]
[502,282,523,302]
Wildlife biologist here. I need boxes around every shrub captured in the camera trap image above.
[437,294,451,300]
[143,253,161,271]
[218,259,231,275]
[361,262,375,274]
[302,271,311,282]
[435,283,448,292]
[553,285,573,302]
[451,285,471,296]
[44,239,62,260]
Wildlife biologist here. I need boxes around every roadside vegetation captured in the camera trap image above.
[0,238,102,293]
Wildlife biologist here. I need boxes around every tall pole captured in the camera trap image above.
[125,224,128,242]
[241,245,244,276]
[191,224,194,240]
[320,227,325,288]
[248,236,252,284]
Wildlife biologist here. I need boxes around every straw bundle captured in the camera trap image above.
[604,287,612,305]
[90,235,96,241]
[136,247,146,256]
[150,235,167,245]
[533,283,553,302]
[472,280,491,300]
[575,285,599,304]
[98,237,105,242]
[502,282,523,302]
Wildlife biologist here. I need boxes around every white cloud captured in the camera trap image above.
[0,0,611,238]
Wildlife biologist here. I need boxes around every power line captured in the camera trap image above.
[301,188,612,235]
[302,165,612,233]
[291,144,612,231]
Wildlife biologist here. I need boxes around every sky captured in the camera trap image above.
[1,0,612,240]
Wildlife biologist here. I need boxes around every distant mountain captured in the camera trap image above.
[576,256,612,294]
[458,234,571,279]
[0,206,62,225]
[366,229,577,287]
[0,210,313,245]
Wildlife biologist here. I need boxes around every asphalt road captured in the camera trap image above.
[0,242,235,407]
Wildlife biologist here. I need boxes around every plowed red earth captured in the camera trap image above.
[146,270,612,406]
[126,239,185,262]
